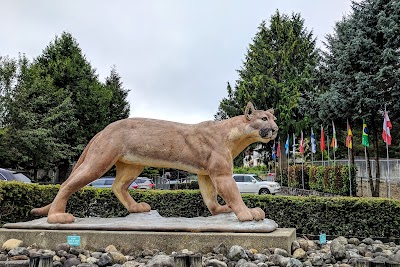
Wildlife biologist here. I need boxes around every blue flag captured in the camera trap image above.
[272,141,276,160]
[311,129,317,153]
[285,135,289,155]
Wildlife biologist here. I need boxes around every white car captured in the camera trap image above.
[233,174,281,195]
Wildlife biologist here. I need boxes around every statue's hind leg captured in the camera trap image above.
[112,162,150,213]
[47,148,119,224]
[198,175,232,215]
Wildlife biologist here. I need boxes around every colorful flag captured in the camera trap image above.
[382,111,392,145]
[276,138,281,158]
[362,119,369,147]
[300,131,305,154]
[320,126,325,152]
[346,120,353,149]
[285,135,289,155]
[311,129,317,153]
[292,133,296,156]
[330,121,338,151]
[272,141,276,160]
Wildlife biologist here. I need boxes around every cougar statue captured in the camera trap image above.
[31,102,278,224]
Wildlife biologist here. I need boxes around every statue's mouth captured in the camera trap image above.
[259,128,278,139]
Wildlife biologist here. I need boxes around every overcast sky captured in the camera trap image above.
[1,1,354,124]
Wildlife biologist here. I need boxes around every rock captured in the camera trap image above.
[348,238,360,246]
[121,261,143,267]
[307,240,317,250]
[86,257,99,264]
[53,261,63,267]
[55,243,71,252]
[105,245,118,253]
[79,254,87,263]
[253,253,267,262]
[298,239,309,252]
[331,240,346,260]
[141,249,154,257]
[109,252,127,264]
[8,248,29,257]
[56,250,68,257]
[91,252,103,259]
[346,251,362,259]
[70,247,84,256]
[53,255,61,262]
[206,259,228,267]
[228,245,248,261]
[147,255,174,267]
[98,254,113,267]
[236,258,257,267]
[213,243,228,256]
[292,248,306,260]
[311,254,324,266]
[274,248,288,257]
[64,257,82,267]
[333,236,348,245]
[361,238,374,245]
[291,241,300,252]
[77,264,93,267]
[0,255,7,261]
[2,240,24,251]
[286,258,302,267]
[303,260,313,267]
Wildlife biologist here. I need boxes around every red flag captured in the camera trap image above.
[382,111,392,145]
[346,120,353,149]
[300,131,305,154]
[320,126,325,152]
[276,139,281,158]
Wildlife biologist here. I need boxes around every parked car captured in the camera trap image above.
[0,168,32,183]
[233,173,281,195]
[89,176,138,189]
[135,177,155,189]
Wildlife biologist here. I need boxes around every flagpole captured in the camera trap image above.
[327,133,330,167]
[364,146,369,196]
[385,105,391,198]
[348,146,352,196]
[301,153,304,190]
[274,141,277,182]
[293,133,296,188]
[279,151,283,185]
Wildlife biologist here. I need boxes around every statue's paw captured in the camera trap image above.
[128,202,151,213]
[236,207,265,222]
[47,213,75,224]
[250,207,265,221]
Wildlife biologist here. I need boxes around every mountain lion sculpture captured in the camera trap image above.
[31,102,278,224]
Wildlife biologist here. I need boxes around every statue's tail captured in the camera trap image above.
[30,132,102,216]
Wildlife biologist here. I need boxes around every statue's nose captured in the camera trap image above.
[272,127,279,133]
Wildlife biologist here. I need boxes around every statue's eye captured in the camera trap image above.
[262,117,268,121]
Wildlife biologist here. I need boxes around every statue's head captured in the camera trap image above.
[244,102,278,142]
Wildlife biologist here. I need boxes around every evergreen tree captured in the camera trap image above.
[216,11,319,165]
[104,66,130,123]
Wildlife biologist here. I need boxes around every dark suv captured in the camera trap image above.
[0,168,32,183]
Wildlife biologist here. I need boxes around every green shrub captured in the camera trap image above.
[1,182,399,239]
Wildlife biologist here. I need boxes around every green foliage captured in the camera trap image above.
[0,32,130,179]
[2,182,400,238]
[292,165,357,196]
[233,166,268,176]
[216,11,318,138]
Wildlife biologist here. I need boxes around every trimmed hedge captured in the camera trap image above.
[1,182,399,239]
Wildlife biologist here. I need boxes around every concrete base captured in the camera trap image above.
[0,228,296,254]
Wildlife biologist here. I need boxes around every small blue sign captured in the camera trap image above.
[319,233,327,245]
[67,235,81,247]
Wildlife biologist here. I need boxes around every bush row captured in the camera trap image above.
[1,182,399,239]
[280,165,357,196]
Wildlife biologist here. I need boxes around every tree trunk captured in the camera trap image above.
[371,119,380,197]
[57,160,70,184]
[33,168,38,182]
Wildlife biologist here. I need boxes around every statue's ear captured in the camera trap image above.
[244,102,255,121]
[267,108,274,115]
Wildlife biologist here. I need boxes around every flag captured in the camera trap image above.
[272,141,276,160]
[285,135,289,155]
[276,138,281,158]
[362,119,369,147]
[300,131,305,154]
[346,120,353,149]
[311,129,317,153]
[292,133,296,156]
[382,111,392,145]
[330,121,338,151]
[320,126,326,152]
